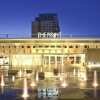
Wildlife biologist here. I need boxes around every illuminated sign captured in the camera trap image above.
[38,32,60,38]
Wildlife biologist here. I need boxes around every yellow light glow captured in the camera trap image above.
[44,50,49,53]
[93,82,98,87]
[12,55,42,66]
[22,93,29,99]
[61,81,68,88]
[57,50,62,53]
[1,75,5,87]
[60,77,63,81]
[12,76,15,82]
[30,81,36,87]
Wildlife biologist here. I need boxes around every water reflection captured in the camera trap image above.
[0,69,100,99]
[0,86,4,94]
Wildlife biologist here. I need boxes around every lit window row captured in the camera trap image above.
[0,44,100,49]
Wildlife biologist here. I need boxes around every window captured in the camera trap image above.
[22,46,24,48]
[56,45,61,48]
[45,45,49,48]
[84,45,89,48]
[57,57,61,62]
[76,56,81,64]
[69,45,73,48]
[51,45,55,48]
[63,45,67,48]
[39,45,43,48]
[50,56,55,63]
[76,45,79,48]
[69,57,74,64]
[27,46,30,48]
[33,46,36,48]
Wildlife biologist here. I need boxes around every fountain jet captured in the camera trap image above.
[19,70,22,78]
[73,68,76,76]
[93,70,98,87]
[1,74,5,87]
[61,80,68,88]
[30,81,36,87]
[22,70,29,99]
[36,72,39,81]
[12,75,15,82]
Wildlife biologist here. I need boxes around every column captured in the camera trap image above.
[44,56,46,71]
[49,55,51,72]
[55,55,57,69]
[61,55,64,73]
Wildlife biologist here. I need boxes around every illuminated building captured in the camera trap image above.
[0,34,100,80]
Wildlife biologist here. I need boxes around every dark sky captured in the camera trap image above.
[0,0,100,37]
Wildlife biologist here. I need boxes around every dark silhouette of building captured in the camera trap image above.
[32,13,60,38]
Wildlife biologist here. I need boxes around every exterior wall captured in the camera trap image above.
[0,38,100,75]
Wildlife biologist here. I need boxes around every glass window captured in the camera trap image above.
[51,45,55,48]
[69,57,74,64]
[76,45,79,48]
[33,46,36,48]
[27,46,30,48]
[22,46,24,48]
[56,45,61,48]
[76,56,81,64]
[45,45,49,48]
[63,45,67,48]
[69,45,73,48]
[39,45,43,48]
[84,45,89,48]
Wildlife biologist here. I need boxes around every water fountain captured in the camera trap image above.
[19,69,22,78]
[78,69,80,78]
[0,74,5,94]
[30,80,36,87]
[0,74,5,87]
[61,80,68,88]
[60,76,63,81]
[93,70,98,87]
[73,68,76,76]
[61,75,68,88]
[92,70,98,98]
[36,72,39,82]
[22,70,29,99]
[12,75,15,82]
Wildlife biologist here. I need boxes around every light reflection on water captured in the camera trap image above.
[0,71,100,100]
[0,86,100,100]
[0,86,59,100]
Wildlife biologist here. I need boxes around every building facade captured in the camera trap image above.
[0,37,100,80]
[32,13,60,37]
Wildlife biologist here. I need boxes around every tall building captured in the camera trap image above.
[32,13,60,38]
